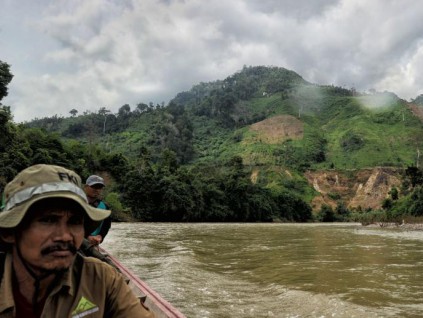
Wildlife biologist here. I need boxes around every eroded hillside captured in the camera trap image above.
[304,168,402,212]
[407,102,423,122]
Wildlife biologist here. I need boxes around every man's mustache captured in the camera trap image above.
[41,242,77,255]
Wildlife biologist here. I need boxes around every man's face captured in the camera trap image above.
[85,184,104,202]
[15,204,85,273]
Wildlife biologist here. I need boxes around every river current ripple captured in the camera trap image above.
[102,223,423,318]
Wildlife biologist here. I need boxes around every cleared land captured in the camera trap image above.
[248,115,303,144]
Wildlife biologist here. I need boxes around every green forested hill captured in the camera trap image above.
[26,66,423,170]
[2,63,423,223]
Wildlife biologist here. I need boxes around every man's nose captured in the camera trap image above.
[53,222,73,241]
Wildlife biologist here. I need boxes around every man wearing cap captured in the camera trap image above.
[0,164,154,317]
[84,175,111,246]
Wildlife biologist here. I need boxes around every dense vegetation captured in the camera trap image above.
[0,104,312,222]
[2,60,423,223]
[0,62,313,222]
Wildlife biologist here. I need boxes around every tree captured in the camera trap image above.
[121,168,157,221]
[69,109,78,117]
[159,149,179,173]
[408,186,423,216]
[382,198,393,210]
[389,187,399,200]
[100,153,129,183]
[0,60,13,102]
[136,103,148,113]
[117,104,131,117]
[115,104,132,131]
[98,107,111,134]
[405,166,423,187]
[335,201,350,221]
[228,155,244,176]
[318,204,336,222]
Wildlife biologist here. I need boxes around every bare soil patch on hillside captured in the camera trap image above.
[407,102,423,122]
[305,167,402,212]
[248,115,303,144]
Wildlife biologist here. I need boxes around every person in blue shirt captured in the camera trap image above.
[84,175,112,246]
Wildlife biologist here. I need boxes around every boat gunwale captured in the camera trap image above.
[98,246,186,318]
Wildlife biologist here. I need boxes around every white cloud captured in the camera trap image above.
[1,0,423,122]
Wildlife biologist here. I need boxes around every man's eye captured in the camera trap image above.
[38,216,57,224]
[69,217,84,225]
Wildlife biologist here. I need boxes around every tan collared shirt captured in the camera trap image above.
[0,253,154,318]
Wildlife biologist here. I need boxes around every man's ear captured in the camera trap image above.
[0,231,15,244]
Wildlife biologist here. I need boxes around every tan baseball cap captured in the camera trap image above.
[0,164,111,228]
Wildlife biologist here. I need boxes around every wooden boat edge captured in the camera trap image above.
[98,246,186,318]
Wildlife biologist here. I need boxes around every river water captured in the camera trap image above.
[101,223,423,318]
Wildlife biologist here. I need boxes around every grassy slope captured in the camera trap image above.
[203,91,423,170]
[319,96,422,169]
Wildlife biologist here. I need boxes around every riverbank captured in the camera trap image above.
[366,222,423,231]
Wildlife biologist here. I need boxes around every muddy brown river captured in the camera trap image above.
[102,223,423,318]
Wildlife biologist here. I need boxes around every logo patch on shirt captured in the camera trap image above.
[71,296,99,318]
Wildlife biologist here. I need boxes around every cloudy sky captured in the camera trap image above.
[1,0,423,123]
